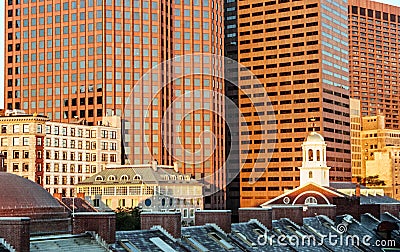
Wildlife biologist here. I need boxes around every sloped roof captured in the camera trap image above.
[329,182,368,190]
[114,229,187,252]
[30,234,108,252]
[60,198,98,213]
[360,194,400,204]
[0,244,10,252]
[79,166,202,186]
[260,182,344,207]
[230,220,293,252]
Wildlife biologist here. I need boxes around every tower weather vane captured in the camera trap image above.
[310,118,316,132]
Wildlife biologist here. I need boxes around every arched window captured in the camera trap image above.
[308,149,313,161]
[316,150,320,161]
[133,174,141,181]
[178,175,184,180]
[107,175,116,181]
[95,175,103,181]
[309,171,313,179]
[120,175,129,181]
[304,196,318,205]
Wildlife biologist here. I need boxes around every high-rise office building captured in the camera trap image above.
[348,0,400,129]
[4,0,225,209]
[350,98,362,178]
[224,0,240,220]
[237,0,352,207]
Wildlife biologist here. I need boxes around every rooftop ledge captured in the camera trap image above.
[239,207,272,210]
[0,217,30,221]
[141,212,181,215]
[194,210,231,213]
[72,212,115,216]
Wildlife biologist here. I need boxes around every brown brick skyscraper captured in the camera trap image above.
[348,0,400,129]
[238,0,352,207]
[4,0,225,209]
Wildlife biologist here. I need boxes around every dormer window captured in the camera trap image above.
[120,175,129,181]
[163,175,169,181]
[95,175,104,181]
[108,175,116,181]
[133,174,141,181]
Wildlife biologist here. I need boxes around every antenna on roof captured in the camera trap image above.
[310,118,316,132]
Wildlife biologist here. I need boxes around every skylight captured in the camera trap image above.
[119,240,141,252]
[208,232,234,250]
[186,237,209,252]
[149,237,177,252]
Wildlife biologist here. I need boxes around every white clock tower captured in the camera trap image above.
[299,131,330,187]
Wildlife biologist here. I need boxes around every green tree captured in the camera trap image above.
[115,206,141,231]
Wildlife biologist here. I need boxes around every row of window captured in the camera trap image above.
[45,163,99,173]
[0,124,117,138]
[351,5,400,23]
[45,151,117,162]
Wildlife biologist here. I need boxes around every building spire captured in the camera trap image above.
[310,118,316,132]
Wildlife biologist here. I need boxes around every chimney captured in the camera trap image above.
[173,162,179,172]
[77,193,85,200]
[151,160,158,171]
[195,210,232,233]
[72,212,116,244]
[141,212,181,239]
[355,183,361,197]
[239,208,272,229]
[272,206,303,226]
[0,217,30,252]
[53,193,62,201]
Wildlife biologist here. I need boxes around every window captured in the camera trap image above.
[304,196,318,205]
[13,137,20,146]
[23,124,29,133]
[13,125,20,133]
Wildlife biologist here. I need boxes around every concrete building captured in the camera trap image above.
[4,0,226,210]
[0,111,121,196]
[360,115,400,199]
[350,98,362,177]
[0,152,5,172]
[0,112,48,183]
[237,0,352,207]
[349,0,400,129]
[76,163,203,222]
